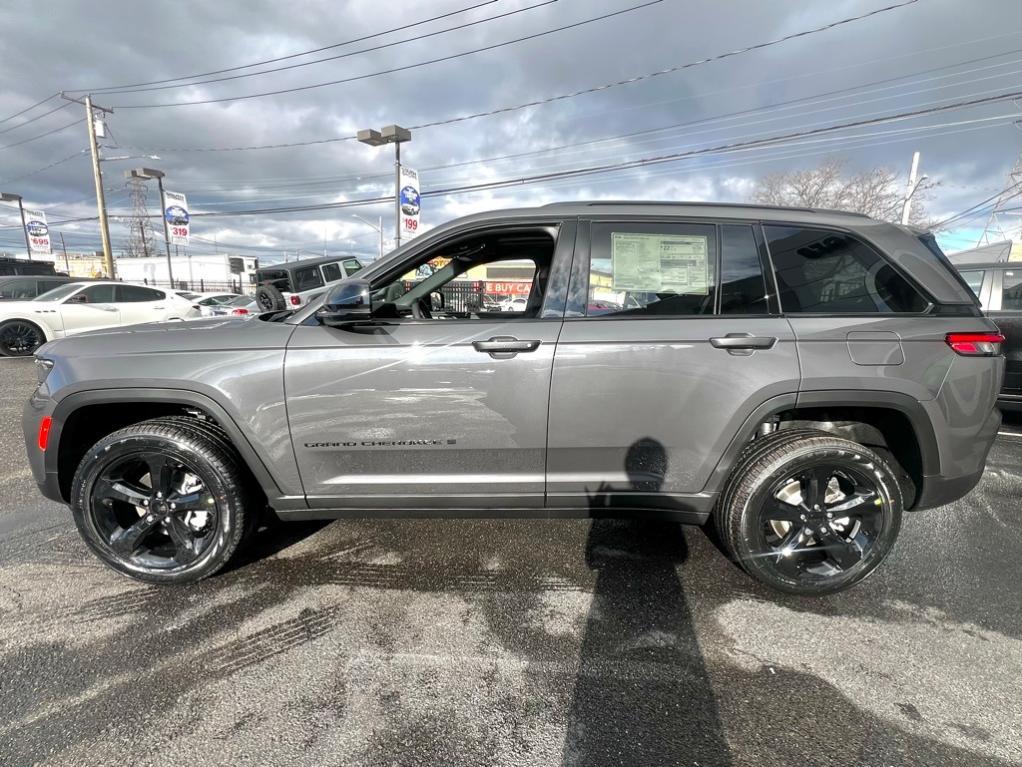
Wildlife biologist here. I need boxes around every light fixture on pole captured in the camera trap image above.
[0,192,33,261]
[126,167,174,288]
[357,124,412,249]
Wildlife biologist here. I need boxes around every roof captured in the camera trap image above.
[540,200,872,219]
[256,254,360,272]
[945,240,1015,266]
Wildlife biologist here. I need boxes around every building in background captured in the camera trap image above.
[98,254,259,293]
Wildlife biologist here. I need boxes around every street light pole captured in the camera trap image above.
[126,167,174,288]
[351,213,385,260]
[357,124,412,250]
[0,193,33,261]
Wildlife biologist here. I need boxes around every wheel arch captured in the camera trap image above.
[706,390,939,509]
[0,313,55,342]
[49,388,285,504]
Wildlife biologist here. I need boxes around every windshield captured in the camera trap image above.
[33,283,83,301]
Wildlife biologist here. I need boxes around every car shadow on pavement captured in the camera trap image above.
[561,438,732,766]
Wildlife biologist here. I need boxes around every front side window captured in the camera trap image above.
[765,225,927,313]
[1001,270,1022,310]
[294,266,324,292]
[587,222,717,317]
[958,270,985,298]
[77,284,117,303]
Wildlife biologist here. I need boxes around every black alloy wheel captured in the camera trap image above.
[0,320,44,356]
[89,452,219,570]
[715,429,903,595]
[70,417,254,583]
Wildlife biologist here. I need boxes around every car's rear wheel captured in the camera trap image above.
[70,417,253,583]
[0,319,45,356]
[714,429,903,595]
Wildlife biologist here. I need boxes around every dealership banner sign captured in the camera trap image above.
[398,166,421,239]
[24,209,51,255]
[163,190,190,246]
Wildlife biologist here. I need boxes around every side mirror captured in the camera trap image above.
[317,279,372,326]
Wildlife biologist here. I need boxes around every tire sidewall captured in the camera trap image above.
[732,442,903,596]
[255,284,285,311]
[0,319,45,357]
[70,433,242,583]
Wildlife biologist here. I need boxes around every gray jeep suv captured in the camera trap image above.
[22,202,1003,595]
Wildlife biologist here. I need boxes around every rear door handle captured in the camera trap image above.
[473,336,541,358]
[709,334,777,355]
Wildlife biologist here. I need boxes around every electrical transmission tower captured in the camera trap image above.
[978,153,1022,247]
[124,177,159,258]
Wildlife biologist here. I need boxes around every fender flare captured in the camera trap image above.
[47,387,284,501]
[703,389,940,495]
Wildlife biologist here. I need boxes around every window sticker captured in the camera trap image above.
[610,233,709,294]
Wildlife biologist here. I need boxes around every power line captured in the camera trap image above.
[94,0,557,96]
[177,88,1022,219]
[0,92,59,126]
[0,117,82,152]
[111,0,665,108]
[118,0,927,151]
[74,0,500,93]
[0,101,73,136]
[933,182,1022,229]
[0,150,86,186]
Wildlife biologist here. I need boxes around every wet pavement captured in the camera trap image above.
[0,357,1020,766]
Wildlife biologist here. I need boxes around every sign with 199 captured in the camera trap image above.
[398,166,420,240]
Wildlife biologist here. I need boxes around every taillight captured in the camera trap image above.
[38,416,52,451]
[231,308,249,315]
[289,295,301,306]
[945,332,1004,356]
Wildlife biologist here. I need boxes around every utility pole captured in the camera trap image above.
[62,93,115,278]
[900,151,926,226]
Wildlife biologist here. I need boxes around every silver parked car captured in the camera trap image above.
[23,202,1003,594]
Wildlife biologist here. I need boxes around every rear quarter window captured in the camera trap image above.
[765,225,928,314]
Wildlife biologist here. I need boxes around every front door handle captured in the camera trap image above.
[473,336,541,358]
[710,333,777,355]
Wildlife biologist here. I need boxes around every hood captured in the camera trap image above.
[37,316,296,359]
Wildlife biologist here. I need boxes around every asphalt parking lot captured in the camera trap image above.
[0,357,1019,767]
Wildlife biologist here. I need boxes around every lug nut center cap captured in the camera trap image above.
[151,499,169,516]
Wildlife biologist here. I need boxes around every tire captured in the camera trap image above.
[0,319,46,357]
[69,417,254,583]
[714,429,903,595]
[255,284,286,311]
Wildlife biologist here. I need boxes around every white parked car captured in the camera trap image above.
[206,294,257,317]
[0,281,200,357]
[192,293,242,317]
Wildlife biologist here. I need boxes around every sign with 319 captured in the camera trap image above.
[162,190,190,246]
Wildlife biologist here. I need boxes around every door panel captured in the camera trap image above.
[56,304,120,335]
[285,319,561,508]
[546,317,799,506]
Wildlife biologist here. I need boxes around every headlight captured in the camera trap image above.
[35,357,54,385]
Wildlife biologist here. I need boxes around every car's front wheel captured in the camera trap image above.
[714,429,903,595]
[0,319,45,356]
[70,417,255,583]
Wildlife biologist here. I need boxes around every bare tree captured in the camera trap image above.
[751,157,938,227]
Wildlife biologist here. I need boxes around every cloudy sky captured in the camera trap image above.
[1,0,1020,262]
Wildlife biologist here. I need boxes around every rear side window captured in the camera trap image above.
[294,266,324,292]
[958,270,985,298]
[720,225,769,314]
[586,222,717,317]
[0,278,37,299]
[765,225,927,313]
[321,262,342,282]
[1001,270,1022,310]
[343,258,364,276]
[117,285,164,302]
[257,268,291,292]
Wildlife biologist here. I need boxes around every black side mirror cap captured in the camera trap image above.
[317,279,372,326]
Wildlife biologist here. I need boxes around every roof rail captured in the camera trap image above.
[540,200,872,217]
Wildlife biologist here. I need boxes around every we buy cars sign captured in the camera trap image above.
[163,190,190,246]
[24,208,51,255]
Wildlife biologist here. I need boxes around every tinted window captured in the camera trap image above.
[117,285,164,302]
[0,278,38,299]
[79,284,116,303]
[257,268,291,291]
[587,222,717,317]
[959,270,985,298]
[36,279,66,296]
[765,225,927,313]
[343,258,364,276]
[720,225,769,314]
[321,262,342,282]
[1001,270,1022,310]
[294,266,324,292]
